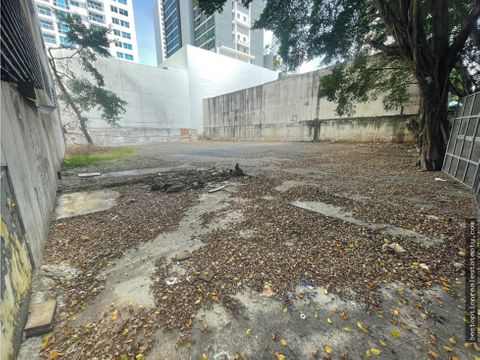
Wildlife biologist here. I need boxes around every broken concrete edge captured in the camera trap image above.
[77,172,102,178]
[208,185,226,193]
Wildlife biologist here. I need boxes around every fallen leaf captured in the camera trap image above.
[314,311,319,318]
[48,351,61,360]
[327,317,333,324]
[325,345,332,354]
[136,355,145,360]
[426,350,439,358]
[245,328,253,336]
[41,333,52,350]
[366,348,381,356]
[275,352,286,360]
[391,330,400,338]
[202,353,208,360]
[122,328,129,336]
[323,288,328,295]
[379,340,387,346]
[343,326,351,332]
[357,322,369,333]
[443,346,453,352]
[111,309,118,321]
[280,338,287,346]
[393,309,399,316]
[449,336,457,344]
[211,293,219,302]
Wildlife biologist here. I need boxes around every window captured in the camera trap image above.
[113,29,121,35]
[57,22,70,34]
[87,0,103,12]
[120,20,129,28]
[121,31,131,39]
[237,34,240,40]
[116,52,124,59]
[125,54,133,61]
[123,43,132,50]
[60,36,74,47]
[89,12,105,23]
[243,36,246,42]
[54,0,67,9]
[40,19,54,31]
[119,9,128,16]
[43,33,56,44]
[243,16,247,21]
[116,0,127,4]
[112,18,120,24]
[114,41,122,47]
[237,13,240,18]
[37,5,52,16]
[111,5,118,12]
[70,1,80,6]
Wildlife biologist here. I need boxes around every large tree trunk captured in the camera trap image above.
[417,85,449,170]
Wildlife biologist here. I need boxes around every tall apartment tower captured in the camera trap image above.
[34,0,139,63]
[153,0,265,67]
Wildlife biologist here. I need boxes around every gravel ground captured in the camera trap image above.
[33,142,477,360]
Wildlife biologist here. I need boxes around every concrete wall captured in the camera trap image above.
[204,69,419,142]
[61,53,191,145]
[63,45,278,145]
[178,45,279,132]
[1,1,65,358]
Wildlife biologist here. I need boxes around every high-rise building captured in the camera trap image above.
[153,0,265,67]
[34,0,139,63]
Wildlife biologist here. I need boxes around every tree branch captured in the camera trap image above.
[446,4,480,70]
[370,41,402,57]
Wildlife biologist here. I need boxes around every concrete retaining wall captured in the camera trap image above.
[204,69,419,142]
[1,82,65,360]
[1,1,65,357]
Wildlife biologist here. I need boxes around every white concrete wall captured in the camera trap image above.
[166,45,278,132]
[204,69,420,142]
[62,45,278,144]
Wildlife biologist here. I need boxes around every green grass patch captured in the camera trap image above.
[63,146,134,170]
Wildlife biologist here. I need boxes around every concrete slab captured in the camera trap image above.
[55,189,120,219]
[24,299,56,337]
[292,200,443,246]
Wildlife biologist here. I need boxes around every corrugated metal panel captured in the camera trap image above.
[443,92,480,191]
[0,0,54,101]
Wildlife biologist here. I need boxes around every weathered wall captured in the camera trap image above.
[62,45,278,145]
[1,1,65,358]
[1,81,64,360]
[204,69,419,142]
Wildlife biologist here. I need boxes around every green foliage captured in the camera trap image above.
[49,12,126,134]
[199,0,479,115]
[62,147,134,169]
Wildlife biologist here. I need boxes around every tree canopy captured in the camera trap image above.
[199,0,480,170]
[48,13,126,144]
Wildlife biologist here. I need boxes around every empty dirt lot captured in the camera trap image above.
[20,142,478,360]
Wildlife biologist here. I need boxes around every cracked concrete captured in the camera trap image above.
[72,184,242,326]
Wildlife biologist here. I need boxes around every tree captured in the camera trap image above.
[47,13,126,144]
[199,0,479,170]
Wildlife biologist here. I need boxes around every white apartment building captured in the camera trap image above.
[153,0,265,67]
[34,0,139,62]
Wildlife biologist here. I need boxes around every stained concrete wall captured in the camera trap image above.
[1,1,65,358]
[1,82,65,360]
[204,69,420,142]
[62,45,278,145]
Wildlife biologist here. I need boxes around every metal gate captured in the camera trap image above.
[442,92,480,201]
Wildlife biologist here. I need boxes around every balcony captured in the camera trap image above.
[235,15,250,28]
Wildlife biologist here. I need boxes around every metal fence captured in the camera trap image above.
[443,92,480,206]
